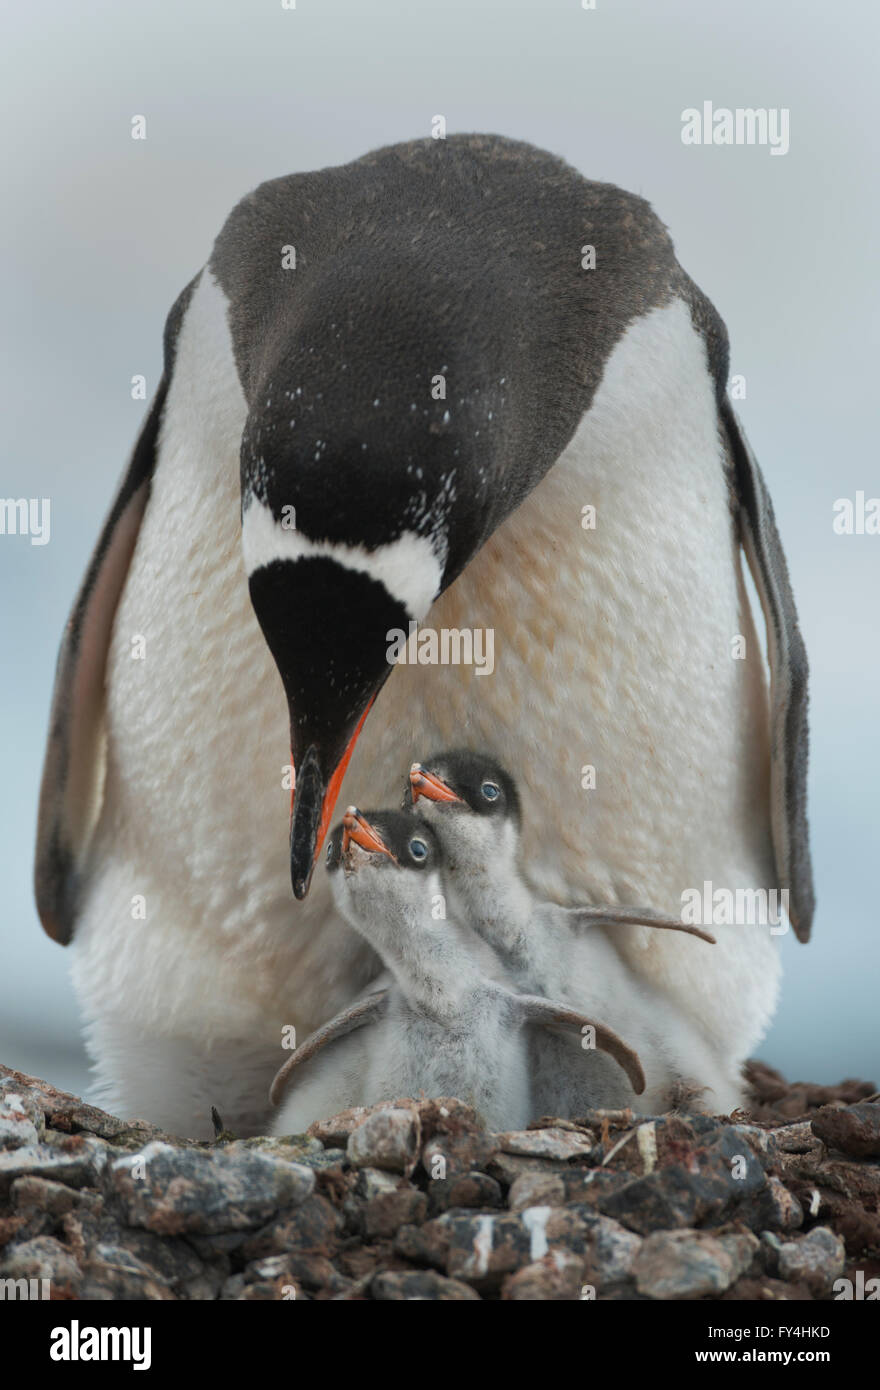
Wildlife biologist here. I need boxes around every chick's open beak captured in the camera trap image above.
[409,763,463,806]
[341,807,398,864]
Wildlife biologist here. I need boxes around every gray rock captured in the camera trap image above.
[494,1127,595,1161]
[502,1249,586,1300]
[811,1103,880,1159]
[372,1269,481,1300]
[776,1226,846,1295]
[354,1166,402,1200]
[0,1138,107,1196]
[438,1211,532,1287]
[589,1213,643,1285]
[295,1147,348,1172]
[488,1151,571,1186]
[347,1108,420,1174]
[109,1140,315,1234]
[773,1120,823,1153]
[0,1079,45,1134]
[759,1230,783,1275]
[427,1171,504,1215]
[237,1252,336,1297]
[364,1188,428,1238]
[235,1133,345,1172]
[78,1240,177,1301]
[634,1229,759,1299]
[508,1170,567,1211]
[0,1235,82,1295]
[729,1124,777,1159]
[223,1135,324,1162]
[242,1192,342,1259]
[10,1176,103,1217]
[421,1126,496,1179]
[246,1252,348,1295]
[758,1176,804,1232]
[0,1089,42,1150]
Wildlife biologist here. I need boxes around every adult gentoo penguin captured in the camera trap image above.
[34,134,813,1137]
[406,749,738,1114]
[270,808,644,1133]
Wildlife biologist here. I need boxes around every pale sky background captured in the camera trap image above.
[1,0,877,1097]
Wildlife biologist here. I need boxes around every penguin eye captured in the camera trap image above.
[481,781,500,802]
[326,842,334,864]
[408,837,428,862]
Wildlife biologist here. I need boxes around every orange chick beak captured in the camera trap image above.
[409,763,463,806]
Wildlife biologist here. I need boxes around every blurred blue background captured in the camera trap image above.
[2,0,877,1098]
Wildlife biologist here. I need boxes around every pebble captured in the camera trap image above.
[372,1269,480,1300]
[0,1138,107,1196]
[0,1088,42,1150]
[776,1225,846,1295]
[494,1127,594,1161]
[347,1107,421,1173]
[634,1229,758,1299]
[109,1140,315,1234]
[811,1102,880,1159]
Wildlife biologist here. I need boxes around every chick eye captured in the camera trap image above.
[409,837,428,861]
[481,782,500,802]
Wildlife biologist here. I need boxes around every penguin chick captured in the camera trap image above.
[271,808,645,1133]
[407,749,743,1115]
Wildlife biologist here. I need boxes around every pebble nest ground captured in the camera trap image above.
[1,1060,878,1301]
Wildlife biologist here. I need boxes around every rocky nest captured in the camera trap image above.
[1,1061,878,1300]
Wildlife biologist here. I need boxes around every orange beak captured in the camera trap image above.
[409,763,463,806]
[341,807,398,864]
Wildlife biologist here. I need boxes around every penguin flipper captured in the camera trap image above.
[33,275,201,944]
[513,993,646,1096]
[268,987,390,1107]
[562,905,716,945]
[722,399,815,943]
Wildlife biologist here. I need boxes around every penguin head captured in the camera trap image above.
[239,314,518,902]
[325,806,445,934]
[404,748,522,885]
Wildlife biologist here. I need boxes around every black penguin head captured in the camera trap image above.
[239,300,518,900]
[406,748,522,826]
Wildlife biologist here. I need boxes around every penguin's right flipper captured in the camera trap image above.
[562,905,716,945]
[722,400,815,942]
[268,988,390,1107]
[33,275,201,945]
[514,994,646,1096]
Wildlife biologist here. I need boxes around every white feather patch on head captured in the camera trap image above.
[240,496,443,619]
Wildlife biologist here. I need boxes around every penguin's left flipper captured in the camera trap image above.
[562,905,716,945]
[722,400,815,942]
[513,994,646,1096]
[268,987,390,1107]
[33,275,200,945]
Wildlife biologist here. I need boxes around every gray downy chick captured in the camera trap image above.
[406,750,742,1115]
[271,807,644,1133]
